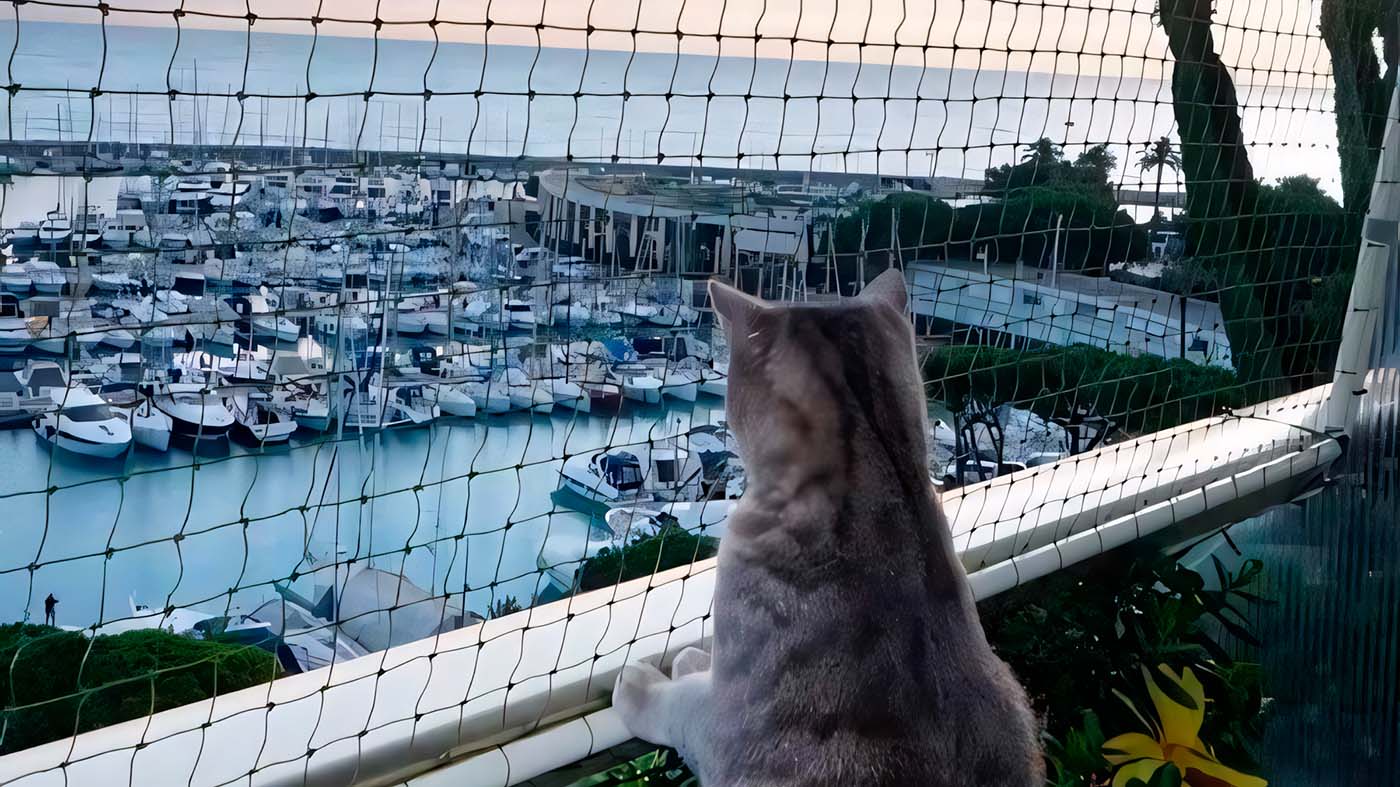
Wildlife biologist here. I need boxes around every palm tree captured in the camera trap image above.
[1021,137,1062,165]
[1138,136,1183,227]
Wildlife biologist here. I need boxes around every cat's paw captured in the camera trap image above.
[671,647,711,678]
[613,659,671,737]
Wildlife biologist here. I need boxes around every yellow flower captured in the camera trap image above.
[1102,665,1267,787]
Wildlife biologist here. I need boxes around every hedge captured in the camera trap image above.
[0,624,278,755]
[923,343,1248,435]
[576,525,720,594]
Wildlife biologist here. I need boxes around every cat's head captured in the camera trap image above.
[708,269,927,476]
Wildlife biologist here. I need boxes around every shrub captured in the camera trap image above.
[576,525,720,594]
[923,343,1247,435]
[0,624,278,755]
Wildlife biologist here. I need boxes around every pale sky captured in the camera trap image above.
[15,0,1331,83]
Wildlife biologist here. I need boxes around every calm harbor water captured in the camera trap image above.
[0,398,726,630]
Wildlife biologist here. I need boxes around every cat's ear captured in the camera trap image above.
[708,279,767,330]
[862,268,909,313]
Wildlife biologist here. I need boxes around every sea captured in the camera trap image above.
[0,396,729,629]
[0,20,1344,201]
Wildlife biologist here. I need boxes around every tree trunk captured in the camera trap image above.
[1158,0,1286,395]
[1321,0,1399,216]
[1153,163,1164,229]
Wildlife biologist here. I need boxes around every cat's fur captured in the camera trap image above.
[612,269,1043,786]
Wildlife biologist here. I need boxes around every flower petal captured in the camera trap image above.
[1145,664,1206,746]
[1112,758,1167,787]
[1104,732,1166,765]
[1170,746,1268,787]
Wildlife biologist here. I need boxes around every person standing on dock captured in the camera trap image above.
[44,594,58,627]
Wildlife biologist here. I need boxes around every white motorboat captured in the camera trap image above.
[338,374,439,430]
[420,308,450,336]
[550,303,591,327]
[607,362,663,404]
[99,326,138,350]
[697,359,728,397]
[152,381,236,443]
[544,377,589,413]
[251,312,300,343]
[208,181,252,210]
[24,260,66,295]
[396,310,431,336]
[428,382,479,418]
[74,208,104,248]
[555,442,700,507]
[23,364,132,459]
[459,375,512,415]
[315,309,369,338]
[643,358,700,403]
[230,392,298,445]
[0,317,39,353]
[494,367,553,413]
[646,303,701,328]
[117,397,173,452]
[501,299,537,331]
[91,272,138,292]
[0,263,31,293]
[102,209,153,248]
[276,388,333,432]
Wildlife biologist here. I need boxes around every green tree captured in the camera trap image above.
[1257,175,1344,214]
[1022,137,1064,165]
[1320,0,1399,214]
[1075,143,1119,185]
[1137,136,1183,228]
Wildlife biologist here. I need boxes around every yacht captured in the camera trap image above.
[501,299,537,331]
[543,376,589,413]
[641,358,700,402]
[646,303,701,328]
[230,392,298,446]
[0,316,35,353]
[427,381,479,418]
[607,362,664,404]
[549,303,591,327]
[6,222,40,251]
[276,387,333,433]
[555,441,700,507]
[74,207,104,248]
[116,397,173,452]
[0,262,31,293]
[458,374,512,415]
[338,374,439,430]
[243,294,300,343]
[22,363,132,459]
[698,359,728,397]
[208,180,252,210]
[102,210,153,248]
[24,260,66,295]
[152,381,236,443]
[494,367,553,413]
[91,271,138,292]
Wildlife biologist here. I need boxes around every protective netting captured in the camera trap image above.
[0,0,1376,784]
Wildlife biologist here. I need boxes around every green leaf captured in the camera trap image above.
[1147,762,1183,787]
[1211,554,1229,589]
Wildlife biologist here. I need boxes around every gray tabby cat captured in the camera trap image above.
[612,268,1043,786]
